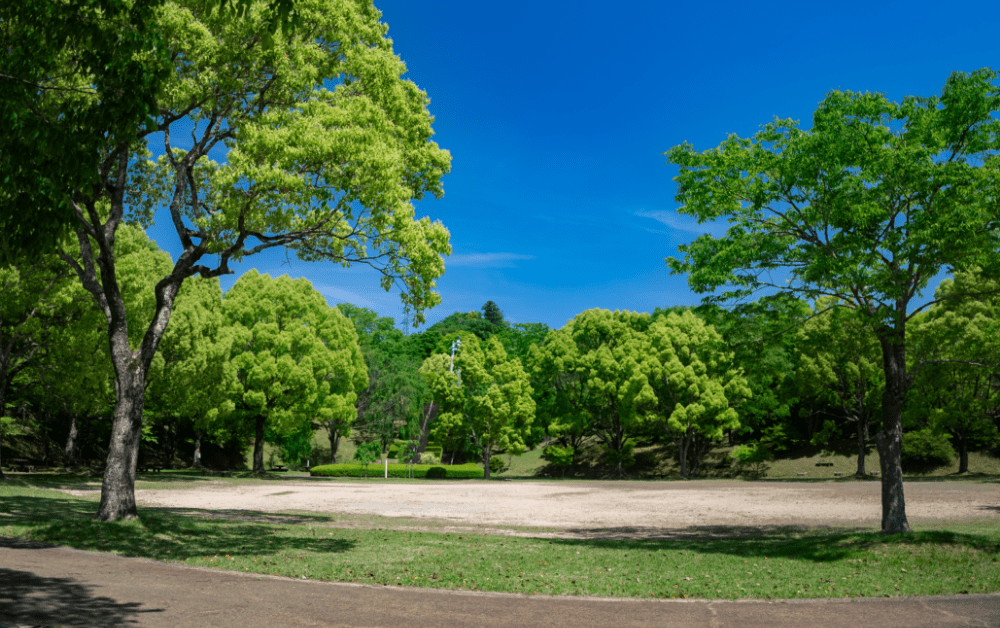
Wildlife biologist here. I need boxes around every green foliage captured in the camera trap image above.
[488,455,508,475]
[640,310,749,477]
[424,466,448,479]
[664,68,1000,532]
[0,0,170,264]
[418,451,441,465]
[481,301,506,328]
[902,429,957,472]
[353,441,381,465]
[224,271,366,471]
[541,445,575,468]
[731,442,774,478]
[528,309,655,476]
[907,268,1000,468]
[425,311,497,342]
[420,334,535,479]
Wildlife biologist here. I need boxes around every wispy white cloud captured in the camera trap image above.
[312,284,377,308]
[636,209,729,238]
[446,252,535,268]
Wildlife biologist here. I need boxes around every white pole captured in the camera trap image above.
[385,458,388,479]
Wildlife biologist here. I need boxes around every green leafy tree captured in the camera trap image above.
[907,269,1000,473]
[38,0,449,520]
[528,309,656,477]
[336,303,428,462]
[481,301,506,328]
[794,298,884,476]
[420,334,535,479]
[353,440,381,478]
[0,0,303,265]
[640,311,750,478]
[224,271,366,474]
[693,297,807,451]
[664,68,1000,534]
[731,442,774,479]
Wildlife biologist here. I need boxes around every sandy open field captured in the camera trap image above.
[126,479,1000,537]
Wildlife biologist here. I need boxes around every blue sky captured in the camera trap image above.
[146,0,1000,333]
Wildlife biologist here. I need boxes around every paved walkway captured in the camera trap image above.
[1,537,998,628]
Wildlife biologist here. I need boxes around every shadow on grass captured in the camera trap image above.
[0,539,157,627]
[0,495,356,563]
[549,524,1000,563]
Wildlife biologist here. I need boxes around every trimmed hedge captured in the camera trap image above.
[309,462,483,479]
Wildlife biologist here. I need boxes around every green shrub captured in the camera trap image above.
[425,466,447,479]
[902,429,956,472]
[731,442,774,479]
[309,463,483,479]
[419,452,440,465]
[489,455,508,475]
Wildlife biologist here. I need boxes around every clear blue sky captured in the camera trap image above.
[147,0,1000,333]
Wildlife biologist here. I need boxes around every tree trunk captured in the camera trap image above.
[327,423,341,464]
[875,333,910,535]
[96,368,146,521]
[855,420,867,477]
[64,413,80,468]
[0,420,5,481]
[168,418,179,469]
[482,443,491,479]
[252,414,266,473]
[192,429,203,469]
[677,434,689,479]
[958,434,969,474]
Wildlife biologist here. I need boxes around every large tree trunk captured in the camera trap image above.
[96,367,147,521]
[192,429,203,469]
[64,413,80,468]
[252,414,266,473]
[876,333,910,535]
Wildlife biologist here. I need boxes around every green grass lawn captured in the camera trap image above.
[2,475,999,600]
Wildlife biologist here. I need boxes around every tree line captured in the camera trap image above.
[2,0,999,535]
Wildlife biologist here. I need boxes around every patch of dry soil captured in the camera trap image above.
[130,480,1000,537]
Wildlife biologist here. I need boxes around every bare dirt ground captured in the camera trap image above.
[108,479,1000,537]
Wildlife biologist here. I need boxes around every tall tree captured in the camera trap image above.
[665,68,1000,534]
[420,334,535,479]
[224,271,366,474]
[639,311,750,478]
[528,309,657,476]
[40,0,449,520]
[481,301,506,327]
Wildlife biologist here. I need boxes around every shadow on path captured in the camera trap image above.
[0,539,160,627]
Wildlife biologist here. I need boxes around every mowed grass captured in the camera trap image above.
[2,477,999,600]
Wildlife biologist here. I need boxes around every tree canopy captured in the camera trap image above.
[665,67,1000,533]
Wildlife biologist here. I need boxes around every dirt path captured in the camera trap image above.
[118,480,1000,535]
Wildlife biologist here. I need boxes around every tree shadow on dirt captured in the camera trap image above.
[0,539,157,626]
[548,524,1000,563]
[0,495,355,564]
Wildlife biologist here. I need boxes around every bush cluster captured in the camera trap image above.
[901,428,956,472]
[309,463,483,479]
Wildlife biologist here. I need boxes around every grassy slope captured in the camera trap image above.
[1,475,998,600]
